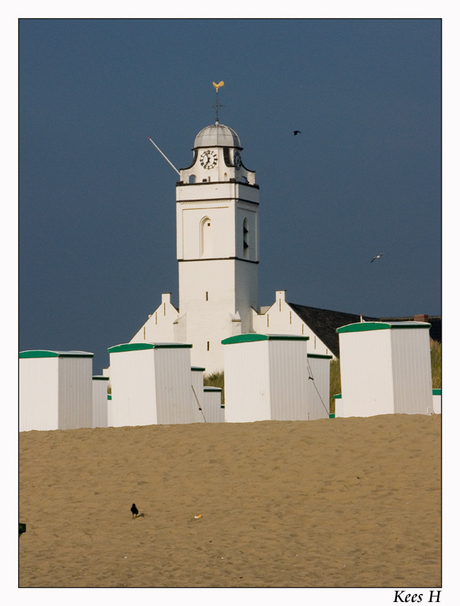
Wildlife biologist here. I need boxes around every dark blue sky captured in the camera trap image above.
[19,18,441,374]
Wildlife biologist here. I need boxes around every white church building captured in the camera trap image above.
[124,105,440,376]
[126,115,340,375]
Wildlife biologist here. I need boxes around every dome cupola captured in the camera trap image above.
[193,121,241,149]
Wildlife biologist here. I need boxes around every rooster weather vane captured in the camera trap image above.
[211,81,225,122]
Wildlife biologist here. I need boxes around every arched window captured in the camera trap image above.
[200,216,213,257]
[243,218,249,258]
[189,174,196,184]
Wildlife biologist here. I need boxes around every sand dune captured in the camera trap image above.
[19,414,441,588]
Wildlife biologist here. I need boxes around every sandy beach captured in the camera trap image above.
[19,413,441,588]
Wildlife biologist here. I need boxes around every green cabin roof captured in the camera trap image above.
[222,333,309,345]
[337,321,431,334]
[108,342,193,353]
[19,350,94,358]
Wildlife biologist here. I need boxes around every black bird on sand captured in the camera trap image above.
[131,503,139,518]
[293,130,301,135]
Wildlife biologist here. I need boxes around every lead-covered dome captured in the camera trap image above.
[193,121,241,149]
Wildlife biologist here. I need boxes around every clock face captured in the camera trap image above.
[200,150,218,169]
[233,150,242,170]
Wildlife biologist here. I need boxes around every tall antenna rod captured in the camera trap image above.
[147,136,180,176]
[212,81,225,123]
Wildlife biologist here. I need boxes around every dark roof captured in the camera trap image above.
[288,303,375,358]
[288,303,441,358]
[428,317,442,343]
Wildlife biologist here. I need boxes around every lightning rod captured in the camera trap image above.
[148,137,180,176]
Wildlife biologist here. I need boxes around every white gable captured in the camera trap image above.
[252,290,335,358]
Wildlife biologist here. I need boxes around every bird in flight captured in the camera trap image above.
[293,130,301,135]
[131,503,139,518]
[371,253,384,263]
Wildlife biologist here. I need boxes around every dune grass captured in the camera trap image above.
[329,358,341,415]
[204,371,225,404]
[430,340,441,389]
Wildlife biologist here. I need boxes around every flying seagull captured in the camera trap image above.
[371,253,384,263]
[293,130,301,135]
[131,503,139,518]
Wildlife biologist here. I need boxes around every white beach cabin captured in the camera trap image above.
[19,350,94,432]
[432,389,441,414]
[306,353,333,420]
[92,375,109,428]
[222,333,310,422]
[190,366,223,422]
[190,366,207,422]
[107,394,113,426]
[336,321,433,417]
[107,342,197,427]
[202,386,224,423]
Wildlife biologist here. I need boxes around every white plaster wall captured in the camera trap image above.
[173,312,188,342]
[176,181,259,205]
[178,203,234,260]
[179,259,258,372]
[177,199,258,262]
[234,258,258,333]
[252,291,333,358]
[130,294,179,344]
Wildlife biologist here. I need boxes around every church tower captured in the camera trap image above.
[175,110,260,372]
